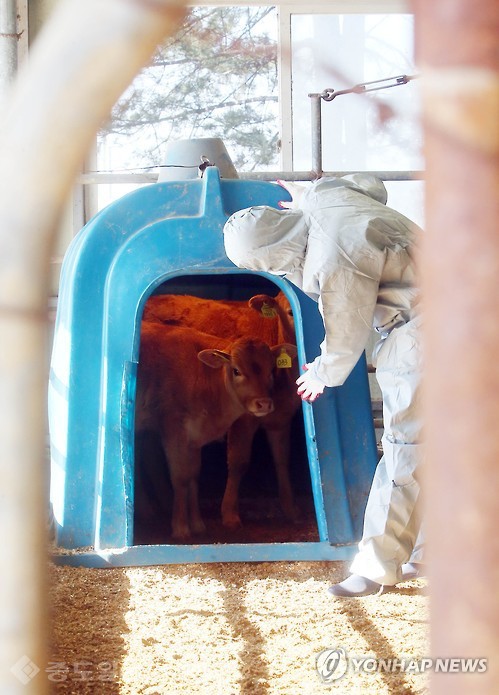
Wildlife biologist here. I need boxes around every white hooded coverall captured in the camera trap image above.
[223,174,423,585]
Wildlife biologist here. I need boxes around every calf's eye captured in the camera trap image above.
[233,367,241,377]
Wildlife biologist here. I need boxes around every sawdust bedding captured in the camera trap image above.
[48,558,429,694]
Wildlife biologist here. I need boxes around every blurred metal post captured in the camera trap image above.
[0,0,18,102]
[0,0,186,692]
[414,0,499,692]
[309,92,323,178]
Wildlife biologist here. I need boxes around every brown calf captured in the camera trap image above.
[142,291,302,528]
[135,321,295,540]
[143,291,296,346]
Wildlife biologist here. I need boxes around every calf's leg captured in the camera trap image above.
[222,416,258,528]
[265,422,300,522]
[163,438,203,541]
[188,475,206,534]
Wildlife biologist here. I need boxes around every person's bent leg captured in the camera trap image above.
[329,319,424,596]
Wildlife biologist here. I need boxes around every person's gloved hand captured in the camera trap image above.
[296,363,326,402]
[276,179,307,210]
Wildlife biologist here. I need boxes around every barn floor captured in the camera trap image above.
[48,554,429,694]
[47,398,429,693]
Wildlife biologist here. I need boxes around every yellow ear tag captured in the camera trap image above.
[276,349,292,369]
[261,302,277,319]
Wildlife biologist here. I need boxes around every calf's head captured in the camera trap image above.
[248,292,295,344]
[198,338,282,417]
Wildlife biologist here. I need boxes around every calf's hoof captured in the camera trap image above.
[190,518,206,535]
[170,524,191,542]
[283,504,301,523]
[222,514,243,530]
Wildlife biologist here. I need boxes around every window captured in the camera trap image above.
[81,1,423,225]
[95,5,279,209]
[290,13,420,172]
[286,8,422,223]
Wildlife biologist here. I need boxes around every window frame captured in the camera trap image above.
[77,0,417,221]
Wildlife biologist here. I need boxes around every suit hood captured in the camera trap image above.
[223,206,308,274]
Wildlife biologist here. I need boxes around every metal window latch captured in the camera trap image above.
[309,74,418,102]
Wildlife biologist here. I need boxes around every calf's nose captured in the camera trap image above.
[250,398,274,417]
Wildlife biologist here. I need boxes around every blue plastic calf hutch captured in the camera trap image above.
[48,166,378,567]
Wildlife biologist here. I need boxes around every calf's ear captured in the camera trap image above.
[248,294,275,313]
[272,343,298,360]
[198,349,232,368]
[271,343,298,370]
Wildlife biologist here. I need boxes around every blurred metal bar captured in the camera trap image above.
[415,0,499,692]
[0,0,187,692]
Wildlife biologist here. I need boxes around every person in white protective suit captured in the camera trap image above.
[223,174,424,597]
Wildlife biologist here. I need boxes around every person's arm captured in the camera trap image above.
[300,262,381,396]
